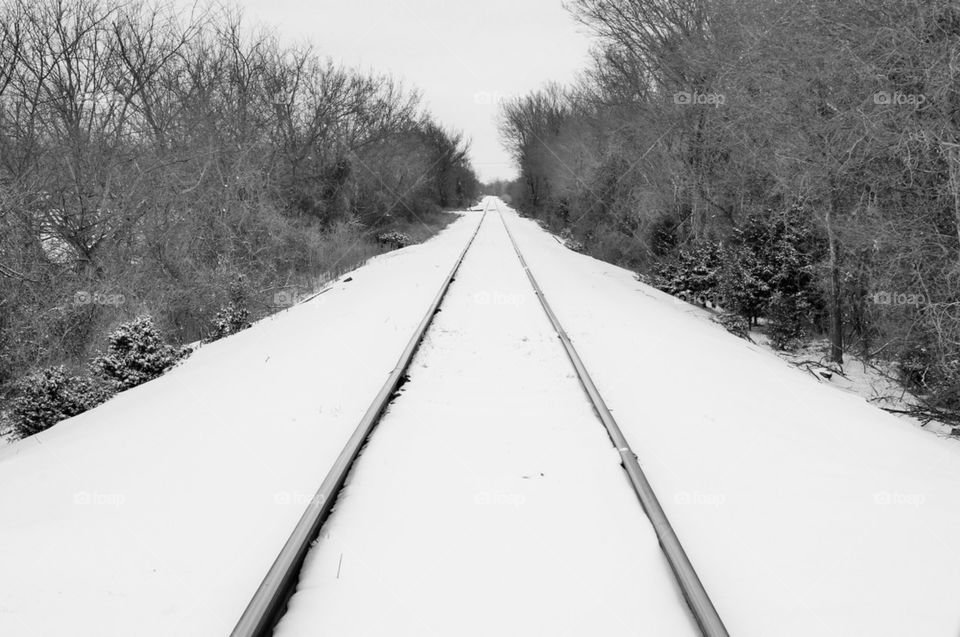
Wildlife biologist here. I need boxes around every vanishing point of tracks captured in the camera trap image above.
[230,200,729,637]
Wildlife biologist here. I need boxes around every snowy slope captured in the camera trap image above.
[0,212,482,637]
[500,200,960,636]
[273,204,697,636]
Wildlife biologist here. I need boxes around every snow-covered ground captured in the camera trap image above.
[1,197,960,636]
[0,212,483,636]
[500,199,960,636]
[273,204,696,636]
[645,296,958,439]
[751,334,958,438]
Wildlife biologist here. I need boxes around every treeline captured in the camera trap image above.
[0,0,479,410]
[499,0,960,418]
[480,180,513,201]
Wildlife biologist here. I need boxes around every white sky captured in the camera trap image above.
[207,0,595,182]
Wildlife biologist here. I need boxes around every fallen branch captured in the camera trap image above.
[881,405,960,428]
[789,359,846,379]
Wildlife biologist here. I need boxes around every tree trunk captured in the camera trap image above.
[946,145,960,259]
[690,111,707,241]
[825,201,844,364]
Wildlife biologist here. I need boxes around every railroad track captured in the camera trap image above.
[231,199,729,637]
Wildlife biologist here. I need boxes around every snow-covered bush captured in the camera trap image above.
[10,366,111,437]
[715,312,751,339]
[91,317,190,391]
[655,205,822,349]
[727,206,821,346]
[895,341,960,422]
[654,241,723,304]
[560,228,585,252]
[376,231,412,249]
[207,302,251,342]
[767,291,814,350]
[930,360,960,413]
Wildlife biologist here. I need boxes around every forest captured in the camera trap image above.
[497,0,960,422]
[0,0,479,433]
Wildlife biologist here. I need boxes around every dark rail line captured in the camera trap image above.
[494,201,729,637]
[230,208,488,637]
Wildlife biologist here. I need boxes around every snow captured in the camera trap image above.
[273,203,697,636]
[0,212,483,636]
[650,295,958,438]
[750,334,958,438]
[498,200,960,636]
[1,196,959,636]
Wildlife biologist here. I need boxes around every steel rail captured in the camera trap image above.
[230,208,488,637]
[494,202,730,637]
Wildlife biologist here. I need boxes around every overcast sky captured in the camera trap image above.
[211,0,595,183]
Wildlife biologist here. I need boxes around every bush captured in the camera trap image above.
[91,317,190,391]
[715,311,751,338]
[767,291,813,350]
[719,243,770,322]
[898,340,960,409]
[655,205,821,345]
[897,343,931,390]
[560,228,585,252]
[376,231,412,249]
[928,360,960,412]
[10,366,111,437]
[654,241,723,304]
[207,302,251,342]
[721,205,821,335]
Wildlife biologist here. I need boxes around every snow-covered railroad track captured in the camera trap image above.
[232,199,727,637]
[493,201,728,637]
[229,210,489,637]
